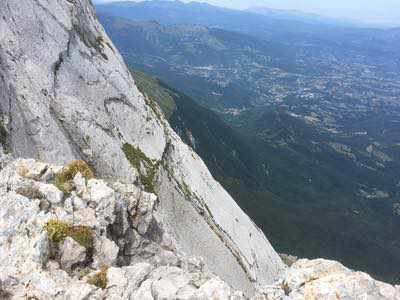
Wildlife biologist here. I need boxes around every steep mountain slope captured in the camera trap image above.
[131,70,265,189]
[130,70,400,284]
[0,0,286,294]
[0,1,400,299]
[98,14,400,283]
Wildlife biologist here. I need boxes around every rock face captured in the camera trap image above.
[0,0,284,294]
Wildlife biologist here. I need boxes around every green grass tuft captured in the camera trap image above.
[67,225,93,249]
[44,219,93,249]
[45,219,70,244]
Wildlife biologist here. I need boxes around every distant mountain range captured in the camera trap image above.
[245,6,362,27]
[95,0,345,41]
[95,1,400,46]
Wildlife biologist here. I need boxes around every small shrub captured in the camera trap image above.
[44,219,93,249]
[87,266,108,289]
[55,160,94,193]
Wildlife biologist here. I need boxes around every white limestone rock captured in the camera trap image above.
[74,171,89,198]
[64,194,87,212]
[14,159,49,181]
[60,237,87,272]
[92,236,119,269]
[87,179,116,229]
[132,191,158,235]
[196,277,246,300]
[260,259,400,300]
[1,159,399,299]
[105,263,154,299]
[36,181,64,204]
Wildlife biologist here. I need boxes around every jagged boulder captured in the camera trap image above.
[92,236,119,269]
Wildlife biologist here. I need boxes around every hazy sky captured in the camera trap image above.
[95,0,400,27]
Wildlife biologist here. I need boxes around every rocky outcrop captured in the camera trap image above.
[1,158,399,299]
[0,0,284,294]
[259,259,400,300]
[0,158,246,299]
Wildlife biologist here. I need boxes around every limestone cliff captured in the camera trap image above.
[0,0,284,294]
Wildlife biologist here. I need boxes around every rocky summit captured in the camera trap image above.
[0,0,399,299]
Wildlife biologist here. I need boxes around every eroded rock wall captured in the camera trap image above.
[0,0,284,294]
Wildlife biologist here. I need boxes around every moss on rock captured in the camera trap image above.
[122,143,159,193]
[67,225,93,249]
[44,219,93,249]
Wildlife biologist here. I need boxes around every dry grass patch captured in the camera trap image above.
[87,266,108,289]
[54,160,94,193]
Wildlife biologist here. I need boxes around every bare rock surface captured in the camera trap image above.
[60,237,87,271]
[0,159,399,299]
[0,0,284,293]
[0,159,246,299]
[258,259,400,300]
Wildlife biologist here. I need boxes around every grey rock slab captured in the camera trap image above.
[92,236,119,269]
[60,237,87,272]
